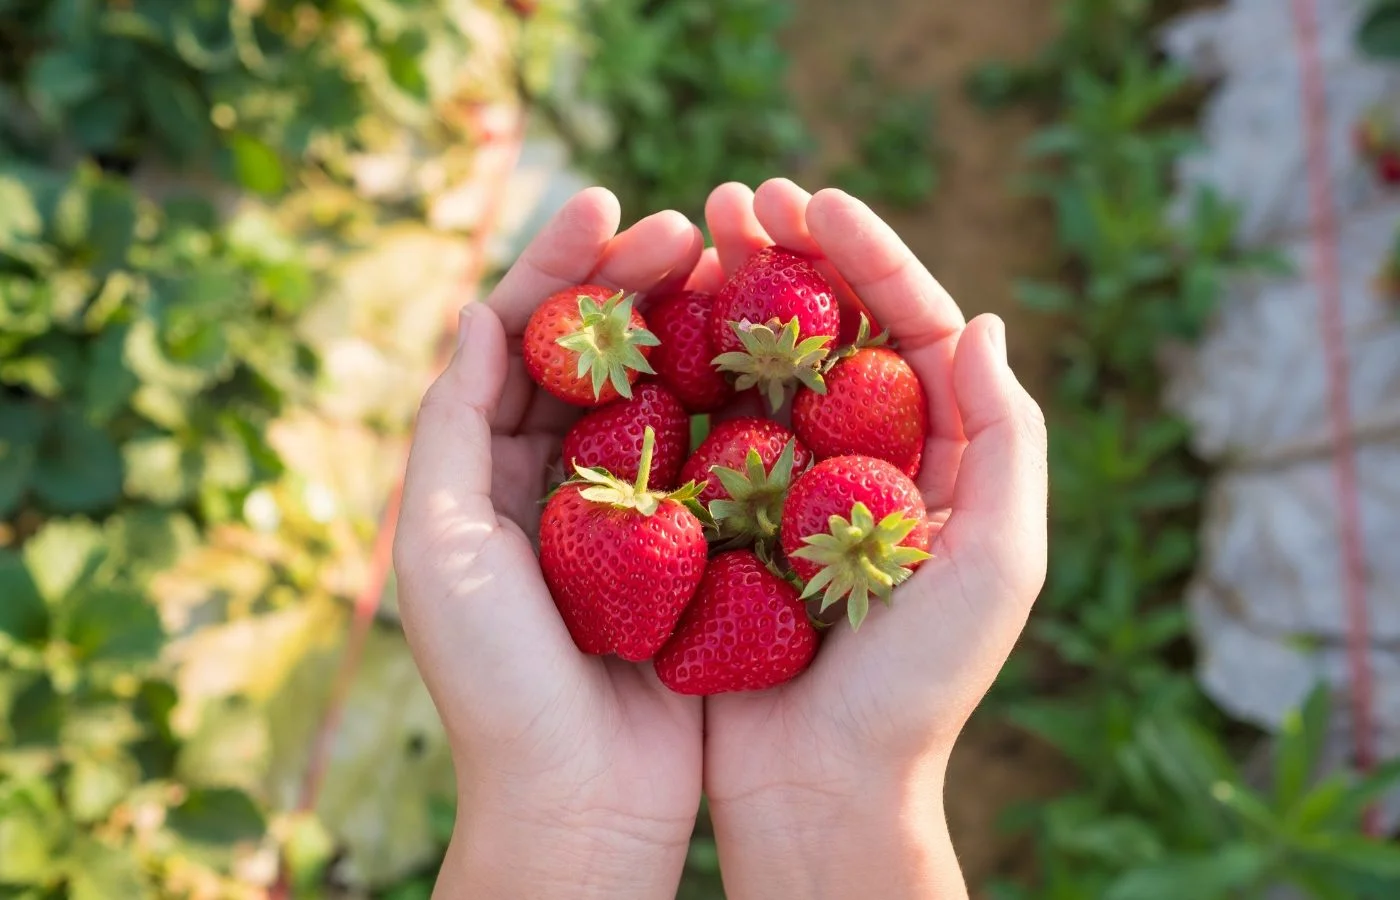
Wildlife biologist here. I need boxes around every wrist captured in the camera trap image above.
[437,789,695,900]
[709,756,968,900]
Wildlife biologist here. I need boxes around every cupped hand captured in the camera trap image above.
[392,188,707,897]
[697,179,1049,897]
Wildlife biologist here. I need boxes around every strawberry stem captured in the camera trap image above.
[635,425,656,494]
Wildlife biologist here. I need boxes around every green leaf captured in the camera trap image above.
[63,587,164,665]
[0,401,42,517]
[1274,683,1330,813]
[32,409,124,513]
[137,68,212,161]
[66,753,140,822]
[229,133,286,196]
[165,787,267,850]
[1105,845,1269,900]
[0,176,43,253]
[122,435,194,505]
[66,836,152,900]
[176,696,270,792]
[85,180,137,274]
[0,551,47,645]
[25,50,99,120]
[22,518,106,602]
[0,781,64,884]
[1359,0,1400,59]
[7,674,63,746]
[82,326,137,424]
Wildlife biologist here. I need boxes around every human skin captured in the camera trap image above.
[392,179,1048,899]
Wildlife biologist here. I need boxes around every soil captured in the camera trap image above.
[784,0,1063,400]
[783,0,1074,892]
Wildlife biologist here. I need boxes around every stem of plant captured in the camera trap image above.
[635,425,656,494]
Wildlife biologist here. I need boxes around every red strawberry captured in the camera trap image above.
[679,417,812,542]
[654,549,818,695]
[523,285,659,407]
[793,321,928,478]
[561,383,689,489]
[781,455,932,630]
[1380,151,1400,186]
[710,247,841,410]
[540,428,709,661]
[646,290,736,413]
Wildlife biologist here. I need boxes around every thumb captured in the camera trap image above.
[939,314,1048,606]
[401,303,509,522]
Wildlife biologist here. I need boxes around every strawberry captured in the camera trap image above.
[679,417,812,543]
[780,455,933,630]
[561,383,689,489]
[646,290,736,413]
[1380,151,1400,186]
[523,285,659,407]
[793,320,928,478]
[540,428,709,661]
[710,246,841,410]
[654,549,819,695]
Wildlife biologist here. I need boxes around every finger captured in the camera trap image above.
[705,182,771,274]
[649,220,707,297]
[805,188,965,445]
[684,247,726,294]
[402,303,509,523]
[488,186,621,335]
[752,178,820,254]
[805,188,966,348]
[592,209,702,294]
[936,315,1048,606]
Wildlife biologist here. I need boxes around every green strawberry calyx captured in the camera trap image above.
[712,318,832,412]
[555,290,660,400]
[708,439,802,545]
[824,313,891,370]
[790,501,931,631]
[567,426,710,522]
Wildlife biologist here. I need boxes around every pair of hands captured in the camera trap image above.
[393,179,1048,899]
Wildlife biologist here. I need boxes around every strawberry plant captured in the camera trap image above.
[0,0,482,894]
[542,0,811,220]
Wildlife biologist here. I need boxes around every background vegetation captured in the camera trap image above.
[1,0,1397,898]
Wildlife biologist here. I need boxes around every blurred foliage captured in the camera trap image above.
[543,0,811,220]
[830,58,942,209]
[0,0,483,895]
[1360,0,1400,59]
[979,0,1400,896]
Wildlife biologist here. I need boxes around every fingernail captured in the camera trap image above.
[987,316,1007,364]
[457,304,477,351]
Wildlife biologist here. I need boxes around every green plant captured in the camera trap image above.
[544,0,811,220]
[830,59,941,209]
[0,0,478,894]
[1359,0,1400,60]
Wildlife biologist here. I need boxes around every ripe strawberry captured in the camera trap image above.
[523,285,659,407]
[781,455,933,630]
[793,320,928,478]
[540,428,709,661]
[1380,151,1400,186]
[710,246,841,410]
[646,290,736,413]
[679,417,812,542]
[561,383,689,489]
[654,549,819,695]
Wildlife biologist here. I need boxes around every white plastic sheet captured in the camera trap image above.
[1162,0,1400,818]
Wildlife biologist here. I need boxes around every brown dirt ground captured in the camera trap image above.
[784,0,1073,892]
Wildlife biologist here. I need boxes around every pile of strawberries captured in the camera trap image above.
[522,247,932,695]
